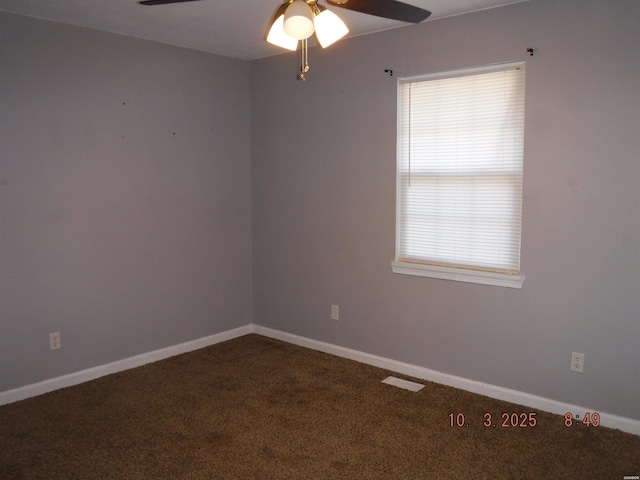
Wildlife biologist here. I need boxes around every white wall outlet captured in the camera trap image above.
[49,332,61,350]
[331,304,339,321]
[570,351,584,373]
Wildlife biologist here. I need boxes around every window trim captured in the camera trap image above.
[391,261,525,289]
[393,62,526,289]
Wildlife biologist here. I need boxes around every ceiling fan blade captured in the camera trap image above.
[139,0,202,5]
[326,0,431,23]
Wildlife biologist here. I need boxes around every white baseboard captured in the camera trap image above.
[0,324,253,406]
[3,323,638,436]
[253,325,640,436]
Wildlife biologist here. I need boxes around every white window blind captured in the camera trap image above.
[395,63,525,282]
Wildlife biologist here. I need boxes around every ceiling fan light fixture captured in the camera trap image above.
[313,8,349,48]
[283,0,315,40]
[266,11,298,51]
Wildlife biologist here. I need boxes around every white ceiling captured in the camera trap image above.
[0,0,526,60]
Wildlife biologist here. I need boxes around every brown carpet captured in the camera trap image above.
[1,334,638,479]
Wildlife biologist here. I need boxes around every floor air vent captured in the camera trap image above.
[381,376,425,392]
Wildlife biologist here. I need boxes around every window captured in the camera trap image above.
[393,63,526,288]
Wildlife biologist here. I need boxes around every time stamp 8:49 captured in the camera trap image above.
[449,411,601,428]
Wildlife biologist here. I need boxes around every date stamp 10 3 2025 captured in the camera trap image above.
[448,411,602,428]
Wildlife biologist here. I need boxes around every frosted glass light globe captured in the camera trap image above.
[283,0,315,40]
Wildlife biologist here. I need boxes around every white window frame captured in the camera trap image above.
[392,62,526,289]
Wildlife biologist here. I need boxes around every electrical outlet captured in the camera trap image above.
[570,352,584,373]
[331,304,339,321]
[49,332,61,350]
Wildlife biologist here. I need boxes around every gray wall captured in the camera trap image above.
[0,13,252,391]
[251,0,640,421]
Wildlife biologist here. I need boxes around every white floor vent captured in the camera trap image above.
[382,376,425,392]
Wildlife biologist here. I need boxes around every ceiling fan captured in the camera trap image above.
[139,0,431,80]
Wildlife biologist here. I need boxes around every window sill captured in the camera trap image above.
[391,261,525,289]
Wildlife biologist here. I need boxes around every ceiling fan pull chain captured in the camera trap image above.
[297,38,309,81]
